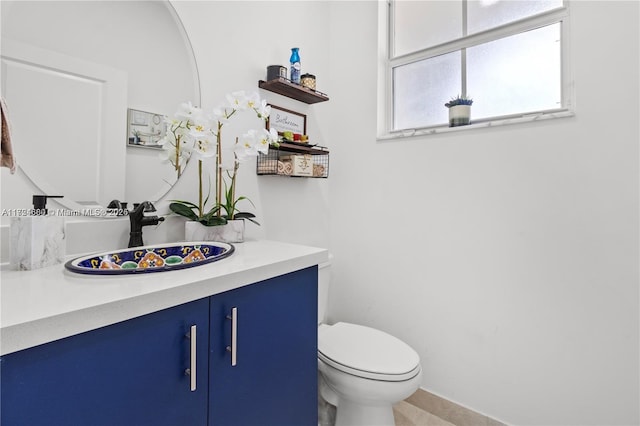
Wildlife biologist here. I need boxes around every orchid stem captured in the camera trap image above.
[229,138,240,219]
[216,121,223,217]
[198,159,203,219]
[175,135,181,177]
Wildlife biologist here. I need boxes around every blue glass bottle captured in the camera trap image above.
[290,48,301,84]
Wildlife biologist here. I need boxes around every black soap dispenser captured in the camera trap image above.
[9,194,66,270]
[32,195,63,215]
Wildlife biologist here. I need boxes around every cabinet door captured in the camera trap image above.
[209,266,318,426]
[1,298,210,426]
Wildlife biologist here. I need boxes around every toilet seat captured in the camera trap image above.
[318,322,421,382]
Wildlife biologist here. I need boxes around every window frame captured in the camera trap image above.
[377,0,574,140]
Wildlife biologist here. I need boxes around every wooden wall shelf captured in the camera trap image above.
[258,78,329,104]
[276,142,329,155]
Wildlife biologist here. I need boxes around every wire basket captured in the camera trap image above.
[257,144,329,178]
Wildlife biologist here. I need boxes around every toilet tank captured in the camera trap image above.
[318,256,332,325]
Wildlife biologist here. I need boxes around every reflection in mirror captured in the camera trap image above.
[127,109,167,149]
[1,39,127,211]
[0,1,200,219]
[127,108,186,184]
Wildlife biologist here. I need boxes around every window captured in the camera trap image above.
[381,0,571,135]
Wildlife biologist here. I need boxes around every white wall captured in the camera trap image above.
[326,1,639,425]
[169,1,331,248]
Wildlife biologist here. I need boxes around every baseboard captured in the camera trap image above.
[405,388,507,426]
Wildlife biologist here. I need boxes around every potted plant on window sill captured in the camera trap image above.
[161,92,277,243]
[445,95,473,127]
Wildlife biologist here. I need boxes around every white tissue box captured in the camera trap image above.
[10,216,66,270]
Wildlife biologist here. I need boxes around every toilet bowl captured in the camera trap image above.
[317,261,422,426]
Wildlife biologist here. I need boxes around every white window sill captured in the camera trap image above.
[377,109,575,141]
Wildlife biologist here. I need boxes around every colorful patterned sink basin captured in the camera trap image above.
[64,242,234,275]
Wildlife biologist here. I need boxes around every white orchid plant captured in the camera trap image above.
[160,91,278,226]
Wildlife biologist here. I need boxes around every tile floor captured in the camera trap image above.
[320,397,457,426]
[319,388,503,426]
[393,401,456,426]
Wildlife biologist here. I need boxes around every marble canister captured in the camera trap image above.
[10,216,66,270]
[185,220,245,243]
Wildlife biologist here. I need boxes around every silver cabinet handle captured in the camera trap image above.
[185,325,197,391]
[226,307,238,367]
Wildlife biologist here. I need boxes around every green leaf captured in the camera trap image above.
[201,207,222,222]
[169,202,199,221]
[234,212,260,226]
[199,216,227,226]
[230,196,255,213]
[169,199,199,209]
[233,212,255,219]
[245,217,260,226]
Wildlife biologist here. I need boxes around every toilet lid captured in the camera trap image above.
[318,322,420,381]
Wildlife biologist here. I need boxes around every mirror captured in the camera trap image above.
[0,1,200,215]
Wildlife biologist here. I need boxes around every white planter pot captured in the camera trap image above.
[448,105,471,127]
[184,220,245,243]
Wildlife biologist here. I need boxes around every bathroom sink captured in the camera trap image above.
[64,241,234,275]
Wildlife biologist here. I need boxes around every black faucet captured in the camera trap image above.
[107,199,129,216]
[128,201,165,248]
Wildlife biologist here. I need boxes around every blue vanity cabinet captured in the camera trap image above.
[209,266,319,426]
[0,297,210,426]
[0,266,319,426]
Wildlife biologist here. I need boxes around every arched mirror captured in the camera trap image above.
[0,0,200,217]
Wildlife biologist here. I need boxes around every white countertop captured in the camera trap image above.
[0,240,328,355]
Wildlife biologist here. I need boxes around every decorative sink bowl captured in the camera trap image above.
[64,242,234,275]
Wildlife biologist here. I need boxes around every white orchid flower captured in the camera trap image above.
[188,113,213,139]
[235,129,260,161]
[193,139,216,159]
[178,126,192,141]
[159,123,187,147]
[164,115,180,127]
[254,99,271,120]
[175,101,200,122]
[165,116,188,134]
[159,138,191,168]
[255,128,277,154]
[245,92,261,110]
[226,91,248,111]
[189,129,215,152]
[159,131,192,152]
[212,106,232,124]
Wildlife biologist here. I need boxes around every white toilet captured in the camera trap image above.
[317,260,422,426]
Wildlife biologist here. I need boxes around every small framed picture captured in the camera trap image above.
[266,105,307,135]
[127,108,167,149]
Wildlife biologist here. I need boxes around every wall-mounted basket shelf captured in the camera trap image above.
[258,78,329,104]
[257,143,329,178]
